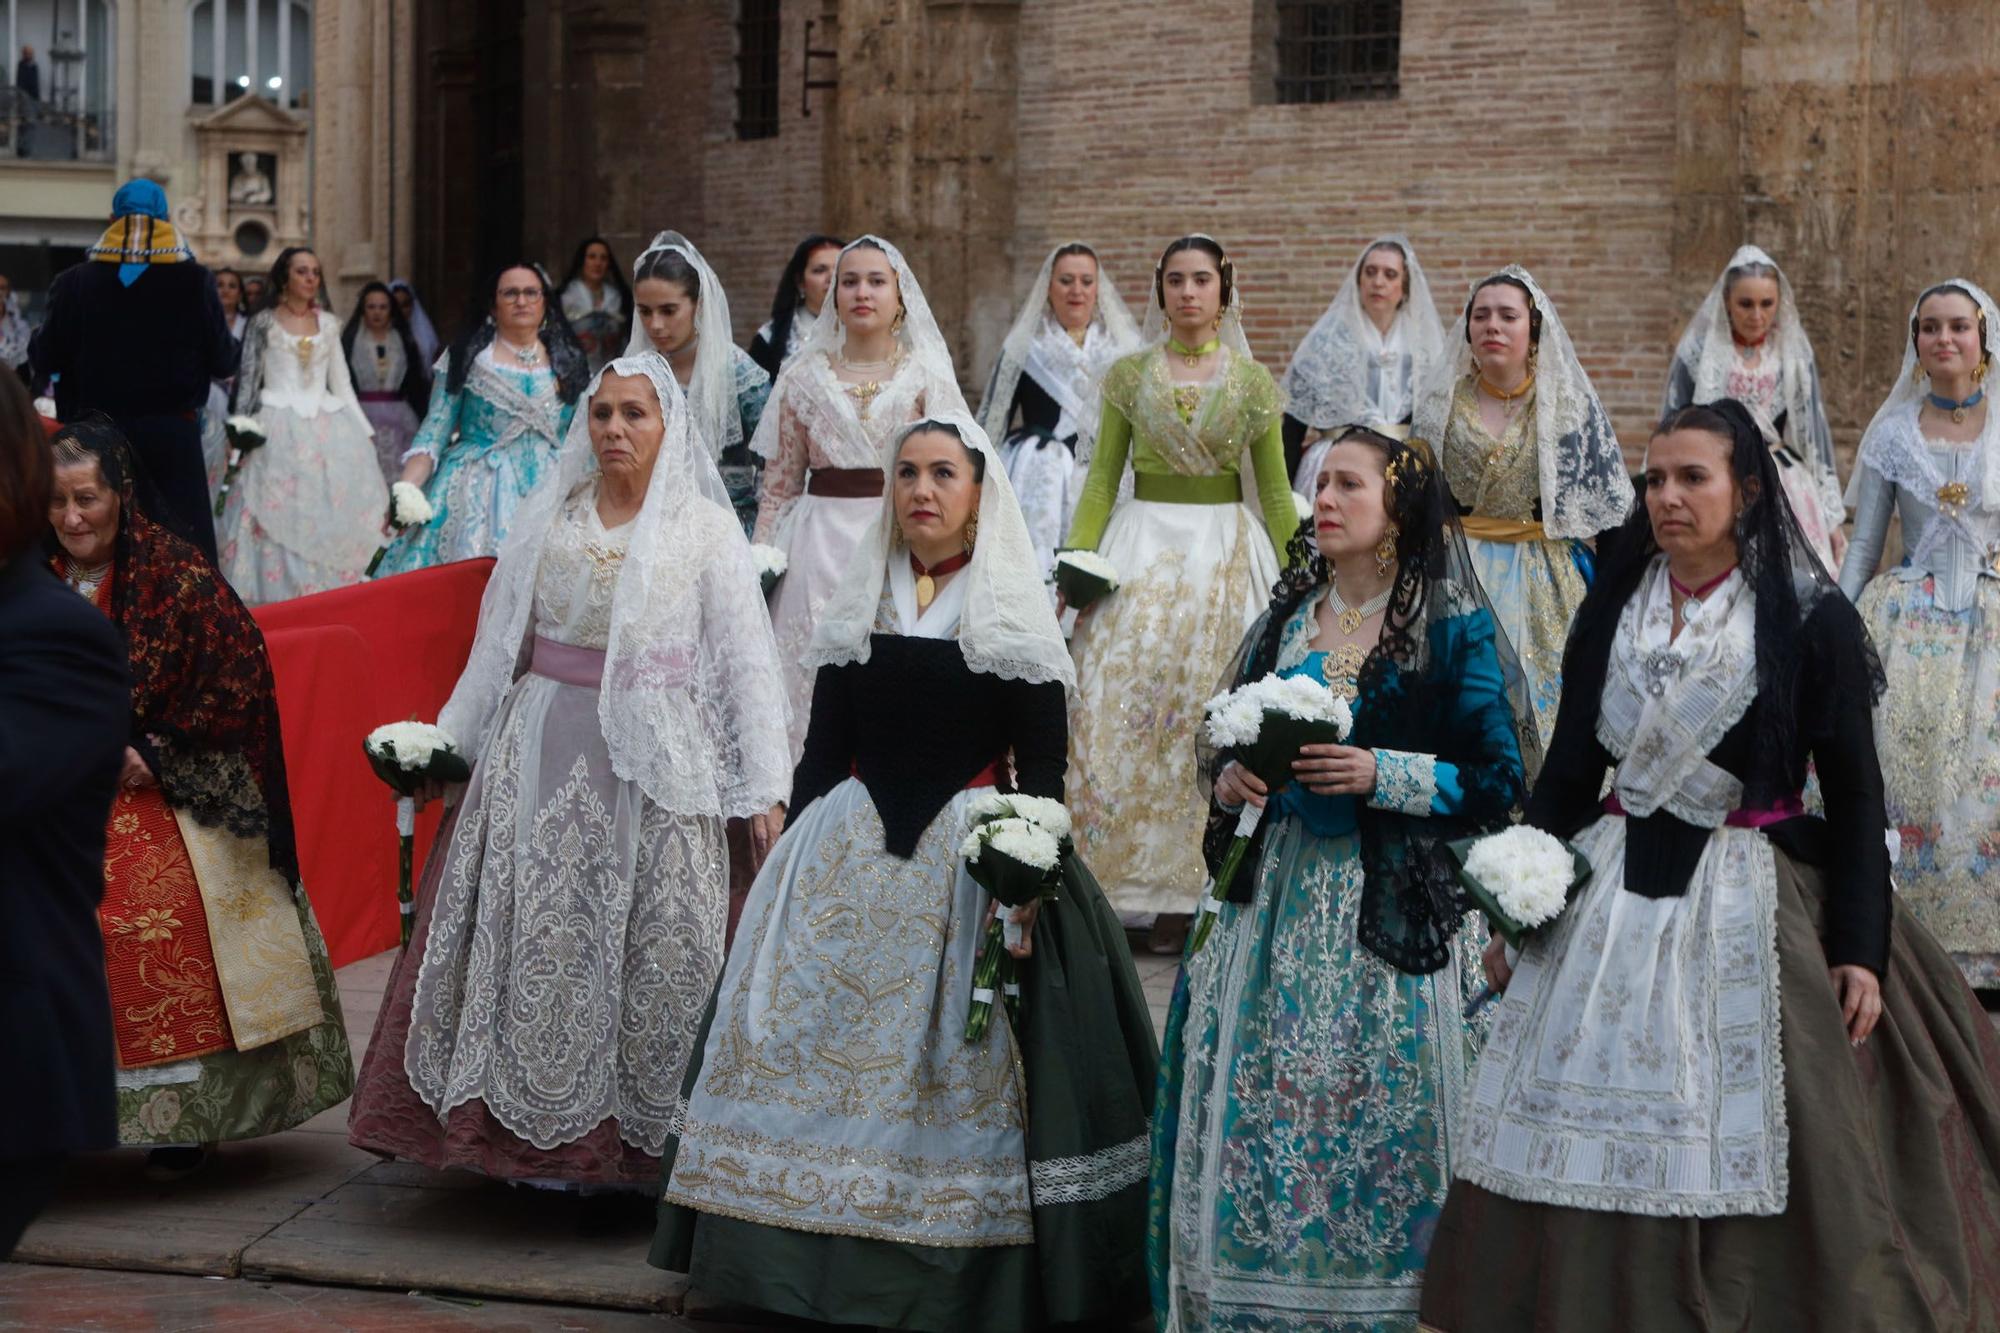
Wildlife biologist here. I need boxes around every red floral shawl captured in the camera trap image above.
[51,510,298,881]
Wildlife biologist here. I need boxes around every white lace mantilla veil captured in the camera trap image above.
[1279,234,1446,429]
[806,408,1076,690]
[977,242,1143,464]
[1849,276,2000,514]
[748,233,967,462]
[623,231,742,460]
[437,352,792,817]
[1129,232,1257,366]
[1412,264,1634,540]
[1665,244,1842,515]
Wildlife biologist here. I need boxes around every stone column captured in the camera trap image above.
[829,0,1021,397]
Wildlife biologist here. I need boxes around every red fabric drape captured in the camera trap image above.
[252,559,494,967]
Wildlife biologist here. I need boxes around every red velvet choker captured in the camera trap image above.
[911,549,971,611]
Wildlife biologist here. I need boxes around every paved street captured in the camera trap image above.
[3,941,1182,1330]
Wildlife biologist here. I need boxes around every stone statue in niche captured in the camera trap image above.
[228,151,275,206]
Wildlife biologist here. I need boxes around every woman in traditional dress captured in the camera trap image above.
[1152,428,1534,1332]
[389,279,442,367]
[1420,399,2000,1333]
[346,354,791,1187]
[1839,280,2000,993]
[560,236,632,377]
[343,281,431,484]
[654,411,1158,1332]
[373,263,588,576]
[199,267,247,502]
[978,241,1142,579]
[219,246,387,604]
[753,235,968,762]
[1663,244,1844,568]
[1412,266,1633,748]
[1063,233,1297,950]
[746,233,843,378]
[625,232,771,535]
[46,418,354,1180]
[1281,235,1445,492]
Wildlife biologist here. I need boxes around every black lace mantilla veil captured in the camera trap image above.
[1197,428,1542,975]
[1551,397,1884,804]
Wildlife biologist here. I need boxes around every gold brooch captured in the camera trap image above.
[1937,480,1971,515]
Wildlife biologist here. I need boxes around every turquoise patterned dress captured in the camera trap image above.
[1148,591,1524,1332]
[373,349,576,575]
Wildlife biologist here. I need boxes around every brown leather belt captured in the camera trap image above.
[806,467,885,498]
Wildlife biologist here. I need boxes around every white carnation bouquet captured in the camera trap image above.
[212,415,269,518]
[363,721,472,946]
[958,793,1069,1042]
[1052,548,1119,637]
[1446,824,1590,951]
[365,482,436,577]
[749,543,788,596]
[1188,673,1354,953]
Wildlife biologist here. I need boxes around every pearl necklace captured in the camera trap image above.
[1320,578,1393,698]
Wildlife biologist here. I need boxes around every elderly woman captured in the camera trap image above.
[1419,400,2000,1332]
[347,355,791,1188]
[45,417,354,1181]
[654,411,1158,1333]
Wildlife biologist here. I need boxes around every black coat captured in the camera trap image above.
[0,556,129,1155]
[30,260,238,420]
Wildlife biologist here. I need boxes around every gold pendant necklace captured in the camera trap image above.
[1167,336,1220,368]
[1328,578,1392,635]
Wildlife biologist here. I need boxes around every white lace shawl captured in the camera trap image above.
[1664,244,1841,520]
[438,353,792,817]
[560,276,624,323]
[978,243,1142,464]
[750,234,966,462]
[1279,234,1445,430]
[623,231,742,459]
[805,408,1076,690]
[1413,265,1633,540]
[1598,555,1756,827]
[1848,276,2000,522]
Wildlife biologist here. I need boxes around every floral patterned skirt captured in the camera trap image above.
[217,404,388,605]
[1463,534,1586,751]
[108,797,353,1146]
[1857,572,2000,987]
[372,434,558,577]
[1067,498,1279,916]
[1149,817,1487,1332]
[1000,431,1080,584]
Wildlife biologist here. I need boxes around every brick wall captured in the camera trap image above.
[1010,0,1681,457]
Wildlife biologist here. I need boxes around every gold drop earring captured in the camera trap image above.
[1375,525,1399,577]
[963,509,979,553]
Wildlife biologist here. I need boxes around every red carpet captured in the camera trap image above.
[252,559,494,967]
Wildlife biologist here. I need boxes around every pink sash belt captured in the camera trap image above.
[529,636,606,688]
[1601,792,1804,829]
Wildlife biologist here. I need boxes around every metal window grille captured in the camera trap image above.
[1273,0,1400,104]
[735,0,781,141]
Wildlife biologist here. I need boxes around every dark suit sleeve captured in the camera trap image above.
[28,271,77,388]
[0,590,131,822]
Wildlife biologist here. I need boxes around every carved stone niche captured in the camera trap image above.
[179,95,311,272]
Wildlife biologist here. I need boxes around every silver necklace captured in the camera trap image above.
[498,336,543,367]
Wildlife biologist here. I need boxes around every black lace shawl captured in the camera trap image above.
[1198,447,1538,974]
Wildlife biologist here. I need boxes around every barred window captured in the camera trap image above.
[1273,0,1400,105]
[735,0,781,141]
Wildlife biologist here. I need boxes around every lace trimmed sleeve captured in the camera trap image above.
[752,393,808,544]
[403,358,462,465]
